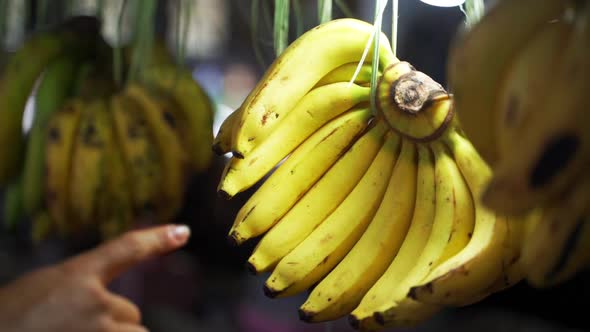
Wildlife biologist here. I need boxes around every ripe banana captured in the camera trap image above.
[409,129,508,307]
[494,20,573,157]
[483,3,590,215]
[69,99,110,231]
[350,144,436,329]
[521,175,590,287]
[369,142,476,328]
[45,100,83,235]
[141,65,214,172]
[447,0,567,163]
[219,82,370,197]
[247,120,389,274]
[232,18,396,158]
[300,137,415,324]
[110,94,162,216]
[0,16,100,185]
[23,56,79,216]
[263,130,399,298]
[125,84,188,222]
[227,107,373,245]
[212,107,242,156]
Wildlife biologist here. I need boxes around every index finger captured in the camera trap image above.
[72,224,191,283]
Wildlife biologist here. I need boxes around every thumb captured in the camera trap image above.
[70,224,191,283]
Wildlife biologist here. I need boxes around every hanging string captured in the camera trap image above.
[368,0,388,115]
[318,0,333,24]
[391,0,398,57]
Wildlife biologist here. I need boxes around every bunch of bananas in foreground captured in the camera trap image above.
[447,0,590,286]
[215,18,537,330]
[1,16,214,242]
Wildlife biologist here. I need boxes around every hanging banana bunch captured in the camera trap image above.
[214,2,538,327]
[447,0,590,287]
[0,3,215,242]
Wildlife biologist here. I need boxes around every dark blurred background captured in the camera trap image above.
[0,0,588,331]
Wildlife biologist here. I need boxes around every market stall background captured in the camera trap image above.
[0,0,588,331]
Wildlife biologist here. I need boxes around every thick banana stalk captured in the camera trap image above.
[232,18,396,158]
[45,100,83,235]
[263,131,399,298]
[300,137,414,324]
[483,4,590,215]
[0,16,101,185]
[350,144,436,329]
[141,66,214,173]
[23,56,79,216]
[227,107,372,245]
[447,0,567,163]
[247,120,389,273]
[125,84,188,222]
[219,82,370,197]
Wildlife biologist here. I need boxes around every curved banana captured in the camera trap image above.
[409,129,508,307]
[219,82,370,197]
[521,175,590,287]
[263,131,399,298]
[212,107,242,156]
[314,62,376,88]
[125,84,188,221]
[447,0,567,163]
[141,65,214,172]
[247,120,389,273]
[0,16,100,184]
[69,99,111,231]
[494,20,573,158]
[483,4,590,215]
[370,141,475,328]
[228,107,373,245]
[232,18,396,158]
[299,137,415,324]
[45,100,83,235]
[97,105,133,240]
[23,56,79,216]
[110,94,162,216]
[350,144,435,329]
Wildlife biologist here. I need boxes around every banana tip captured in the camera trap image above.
[245,261,258,275]
[211,143,225,156]
[226,232,240,247]
[263,283,279,299]
[298,309,314,322]
[217,189,233,200]
[232,150,244,159]
[373,312,386,326]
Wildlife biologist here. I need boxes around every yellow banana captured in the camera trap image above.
[228,107,372,245]
[23,56,79,216]
[247,120,389,273]
[141,65,214,172]
[125,84,188,222]
[371,141,476,328]
[447,0,567,164]
[232,18,396,158]
[219,82,370,197]
[69,99,110,231]
[212,107,242,156]
[263,130,399,298]
[97,104,133,240]
[45,100,83,235]
[409,129,508,307]
[300,137,414,324]
[350,144,436,329]
[110,94,162,216]
[494,20,573,158]
[0,16,101,184]
[483,4,590,215]
[521,175,590,287]
[314,62,376,88]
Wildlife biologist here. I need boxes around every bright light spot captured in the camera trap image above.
[22,96,36,135]
[213,103,235,159]
[419,0,465,7]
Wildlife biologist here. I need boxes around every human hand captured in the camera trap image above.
[0,224,191,332]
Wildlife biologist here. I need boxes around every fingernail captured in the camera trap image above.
[169,224,191,244]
